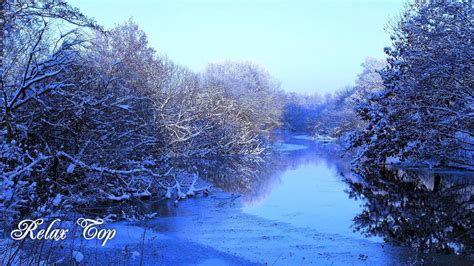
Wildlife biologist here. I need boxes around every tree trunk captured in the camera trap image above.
[0,0,3,72]
[0,0,10,142]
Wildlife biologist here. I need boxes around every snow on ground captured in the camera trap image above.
[140,191,470,265]
[3,187,471,265]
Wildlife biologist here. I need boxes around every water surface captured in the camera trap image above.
[36,134,471,265]
[242,136,368,240]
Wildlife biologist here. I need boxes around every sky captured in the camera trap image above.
[69,0,406,94]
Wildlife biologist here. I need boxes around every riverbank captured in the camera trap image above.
[2,135,472,265]
[43,190,469,265]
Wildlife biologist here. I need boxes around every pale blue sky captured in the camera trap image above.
[69,0,406,94]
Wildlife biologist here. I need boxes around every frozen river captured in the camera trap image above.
[91,134,472,265]
[18,134,471,265]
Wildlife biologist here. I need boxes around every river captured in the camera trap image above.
[22,134,473,265]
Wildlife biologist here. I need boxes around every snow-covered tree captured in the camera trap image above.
[1,11,287,223]
[1,0,99,221]
[282,92,323,132]
[352,57,386,102]
[202,61,284,134]
[352,0,473,169]
[309,58,385,139]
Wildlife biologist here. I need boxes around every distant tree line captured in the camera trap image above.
[282,58,385,141]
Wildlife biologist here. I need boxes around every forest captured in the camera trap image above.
[0,0,472,238]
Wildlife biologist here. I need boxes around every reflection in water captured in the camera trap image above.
[200,134,473,257]
[201,134,367,238]
[201,134,352,206]
[103,133,472,258]
[242,160,366,239]
[7,135,472,265]
[197,155,284,205]
[347,165,474,255]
